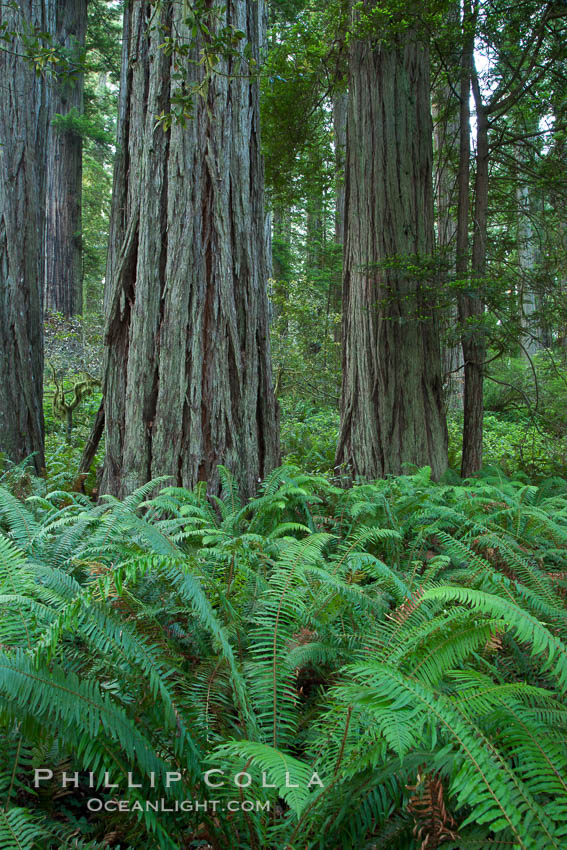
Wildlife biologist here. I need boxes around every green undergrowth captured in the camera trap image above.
[280,398,567,481]
[0,464,566,848]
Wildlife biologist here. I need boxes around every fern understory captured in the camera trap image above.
[0,464,566,849]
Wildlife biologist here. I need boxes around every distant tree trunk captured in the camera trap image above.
[83,70,110,316]
[551,96,567,355]
[554,219,567,355]
[335,16,448,481]
[0,1,52,473]
[101,0,279,499]
[44,0,87,317]
[432,1,463,409]
[515,142,540,357]
[459,53,488,478]
[333,91,347,246]
[516,178,539,356]
[272,205,292,283]
[534,193,552,349]
[305,188,324,272]
[331,90,347,340]
[271,205,291,335]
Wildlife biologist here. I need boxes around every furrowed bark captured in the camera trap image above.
[101,0,279,499]
[0,1,52,473]
[335,9,448,482]
[44,0,87,317]
[433,0,463,409]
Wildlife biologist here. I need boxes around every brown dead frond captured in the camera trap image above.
[406,769,458,849]
[548,572,567,598]
[484,630,503,653]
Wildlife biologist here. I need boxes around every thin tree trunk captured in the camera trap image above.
[432,1,463,409]
[305,189,324,272]
[335,16,448,482]
[0,2,52,473]
[44,0,87,317]
[271,205,291,335]
[272,205,292,283]
[554,213,566,355]
[101,0,279,499]
[459,54,488,478]
[333,91,348,247]
[535,192,551,349]
[551,97,567,355]
[76,399,104,490]
[515,144,540,357]
[332,90,347,340]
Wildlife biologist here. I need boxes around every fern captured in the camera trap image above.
[0,469,566,848]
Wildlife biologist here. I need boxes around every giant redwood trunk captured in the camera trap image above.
[335,16,447,481]
[101,0,279,498]
[44,0,87,317]
[0,1,51,473]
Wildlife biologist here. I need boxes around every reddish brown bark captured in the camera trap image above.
[101,0,279,499]
[335,13,448,481]
[44,0,87,317]
[0,1,53,473]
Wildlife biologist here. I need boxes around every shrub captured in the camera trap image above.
[280,399,339,472]
[447,412,567,481]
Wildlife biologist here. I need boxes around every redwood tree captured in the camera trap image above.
[335,6,448,481]
[0,1,52,473]
[101,0,279,498]
[44,0,87,317]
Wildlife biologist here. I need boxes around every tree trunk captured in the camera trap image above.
[76,399,104,490]
[516,178,539,356]
[335,18,448,482]
[272,205,292,284]
[432,2,463,410]
[515,143,540,357]
[333,91,348,247]
[44,0,87,317]
[101,0,279,499]
[331,90,347,341]
[0,2,52,473]
[271,205,291,335]
[551,97,567,355]
[459,53,488,479]
[305,189,324,273]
